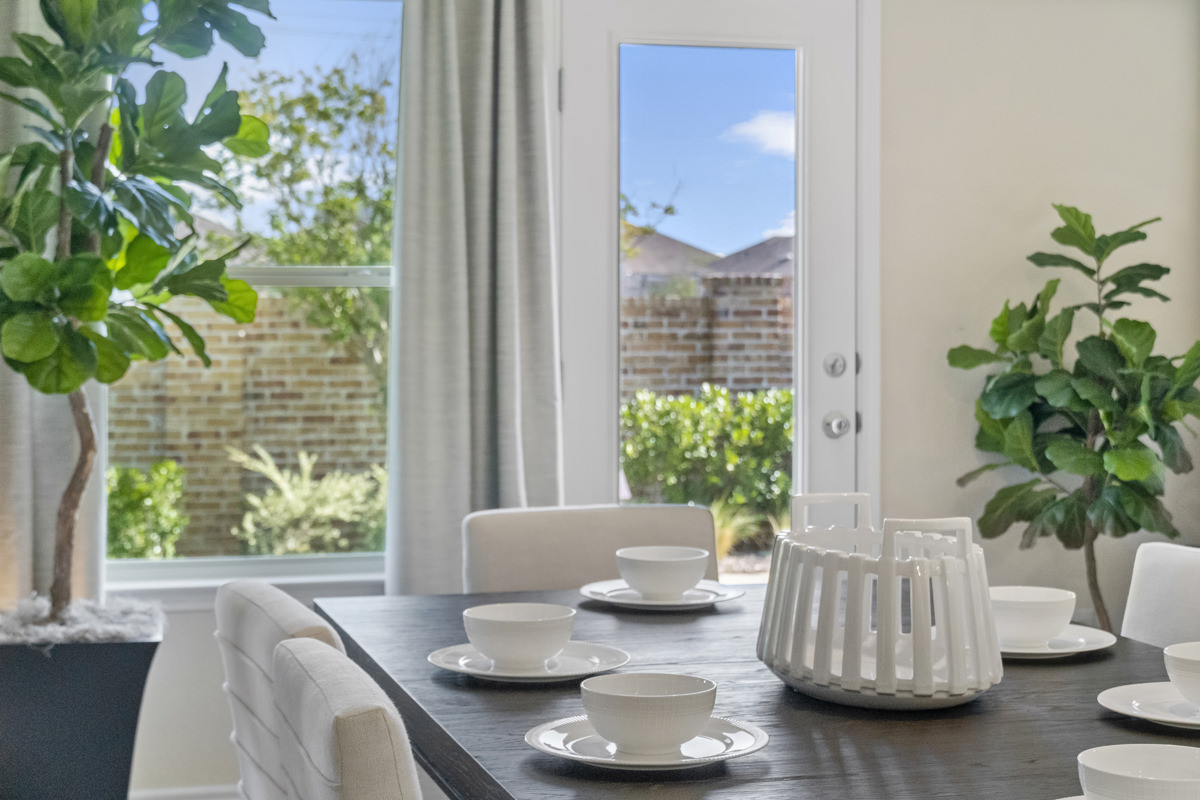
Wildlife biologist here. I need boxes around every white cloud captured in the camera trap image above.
[762,210,795,238]
[722,110,796,158]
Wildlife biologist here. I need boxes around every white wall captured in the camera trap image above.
[880,0,1200,626]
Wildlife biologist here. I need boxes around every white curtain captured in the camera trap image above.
[386,0,564,594]
[0,0,105,610]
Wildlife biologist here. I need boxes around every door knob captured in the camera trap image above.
[823,412,851,439]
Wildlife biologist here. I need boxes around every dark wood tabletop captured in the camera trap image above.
[315,584,1192,800]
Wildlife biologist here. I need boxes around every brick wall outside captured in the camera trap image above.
[108,295,386,556]
[621,275,793,399]
[109,277,789,556]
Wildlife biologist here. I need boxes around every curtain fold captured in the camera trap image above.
[387,0,563,595]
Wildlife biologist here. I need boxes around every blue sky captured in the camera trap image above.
[132,5,793,257]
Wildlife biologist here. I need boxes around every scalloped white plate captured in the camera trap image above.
[999,624,1116,660]
[428,641,629,683]
[580,579,744,610]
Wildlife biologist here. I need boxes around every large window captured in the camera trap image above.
[106,1,401,561]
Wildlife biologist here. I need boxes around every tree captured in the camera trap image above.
[219,55,394,400]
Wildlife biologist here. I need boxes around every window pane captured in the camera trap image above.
[108,291,388,558]
[618,44,796,565]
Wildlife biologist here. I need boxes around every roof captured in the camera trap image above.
[708,236,794,275]
[621,232,719,276]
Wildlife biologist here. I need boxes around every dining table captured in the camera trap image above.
[314,583,1191,800]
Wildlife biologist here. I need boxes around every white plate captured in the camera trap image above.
[579,579,745,610]
[999,624,1117,660]
[525,715,768,770]
[427,641,630,683]
[1097,682,1200,730]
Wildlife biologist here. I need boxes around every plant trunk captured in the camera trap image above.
[1082,519,1112,633]
[49,390,96,621]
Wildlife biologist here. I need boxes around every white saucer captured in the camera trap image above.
[427,641,630,683]
[525,715,768,770]
[999,624,1117,660]
[1097,681,1200,730]
[579,579,745,610]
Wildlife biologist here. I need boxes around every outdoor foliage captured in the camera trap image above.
[948,204,1200,630]
[106,461,188,559]
[228,445,385,555]
[621,384,792,551]
[0,0,271,617]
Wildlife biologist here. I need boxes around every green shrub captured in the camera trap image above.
[229,446,385,555]
[620,384,792,547]
[106,462,189,559]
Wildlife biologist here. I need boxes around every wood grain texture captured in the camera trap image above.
[315,586,1188,800]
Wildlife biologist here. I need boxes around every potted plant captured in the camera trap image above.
[0,1,271,796]
[948,204,1200,632]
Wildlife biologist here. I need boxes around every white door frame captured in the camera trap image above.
[549,0,881,522]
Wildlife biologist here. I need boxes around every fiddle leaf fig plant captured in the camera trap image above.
[948,205,1200,632]
[0,0,272,622]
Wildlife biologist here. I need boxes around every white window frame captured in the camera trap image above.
[105,264,392,589]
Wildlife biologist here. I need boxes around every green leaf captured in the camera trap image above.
[1035,370,1085,412]
[142,70,187,133]
[78,327,130,383]
[57,253,112,321]
[9,186,59,255]
[1050,204,1096,255]
[18,326,97,393]
[981,372,1039,419]
[955,461,1007,488]
[0,91,60,125]
[1027,251,1095,278]
[1154,422,1194,474]
[149,304,210,367]
[1105,262,1169,294]
[65,179,116,233]
[1093,229,1148,265]
[978,479,1058,538]
[1,311,60,362]
[1172,341,1200,394]
[0,56,37,88]
[192,89,241,142]
[974,399,1006,454]
[1001,409,1038,471]
[111,176,182,248]
[1023,491,1087,549]
[1044,439,1104,477]
[209,277,256,322]
[105,307,171,360]
[1,252,54,302]
[1103,444,1158,482]
[1109,319,1155,368]
[1037,307,1074,367]
[1076,336,1124,382]
[160,258,227,300]
[202,5,267,56]
[115,235,171,289]
[1118,484,1178,538]
[947,345,1001,369]
[1072,375,1119,414]
[1088,486,1141,537]
[60,83,110,128]
[223,113,269,157]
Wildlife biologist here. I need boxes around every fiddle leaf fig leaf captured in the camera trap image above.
[18,326,97,393]
[1036,370,1087,412]
[1102,444,1158,482]
[1109,318,1155,368]
[981,372,1039,419]
[1050,204,1096,255]
[1105,263,1169,294]
[1001,409,1038,471]
[1,252,54,302]
[1088,486,1140,537]
[1023,491,1087,549]
[1037,307,1074,367]
[209,276,256,322]
[106,306,171,360]
[1027,251,1095,278]
[78,327,130,383]
[1093,229,1148,265]
[1072,376,1119,414]
[947,345,1001,370]
[1118,484,1179,538]
[1076,336,1124,382]
[978,479,1058,539]
[142,70,187,133]
[974,399,1006,454]
[1172,341,1200,394]
[115,235,171,289]
[149,304,210,367]
[223,113,269,157]
[1,311,61,362]
[57,253,112,321]
[1044,439,1104,477]
[955,461,1007,488]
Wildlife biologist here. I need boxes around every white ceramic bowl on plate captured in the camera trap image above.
[1164,641,1200,705]
[580,672,716,755]
[1078,743,1200,800]
[462,602,575,671]
[989,585,1075,648]
[615,546,709,601]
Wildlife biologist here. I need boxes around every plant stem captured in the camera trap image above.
[49,389,96,621]
[56,143,73,260]
[85,122,113,255]
[1083,519,1112,633]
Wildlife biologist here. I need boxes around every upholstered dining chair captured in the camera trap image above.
[1121,541,1200,648]
[462,504,719,593]
[215,580,345,800]
[273,637,424,800]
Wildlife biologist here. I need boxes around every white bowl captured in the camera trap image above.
[1164,641,1200,705]
[580,672,716,755]
[989,585,1075,647]
[462,603,575,671]
[1078,743,1200,800]
[616,546,709,601]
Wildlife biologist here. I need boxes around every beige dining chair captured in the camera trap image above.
[1121,541,1200,648]
[273,637,423,800]
[461,504,719,593]
[215,580,347,800]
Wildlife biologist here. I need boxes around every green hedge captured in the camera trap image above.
[107,461,189,559]
[620,385,793,533]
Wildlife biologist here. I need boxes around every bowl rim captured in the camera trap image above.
[615,545,710,562]
[988,584,1076,603]
[1078,743,1200,781]
[462,602,577,623]
[581,671,716,698]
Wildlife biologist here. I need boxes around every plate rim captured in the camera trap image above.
[524,714,769,770]
[579,578,745,609]
[427,641,630,681]
[1097,681,1200,728]
[999,623,1117,659]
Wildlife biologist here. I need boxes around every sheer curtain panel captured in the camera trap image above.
[388,0,564,594]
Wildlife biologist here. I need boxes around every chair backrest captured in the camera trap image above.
[273,638,423,800]
[215,580,345,800]
[1121,541,1200,648]
[462,504,719,593]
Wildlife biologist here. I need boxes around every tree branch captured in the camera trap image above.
[49,389,97,621]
